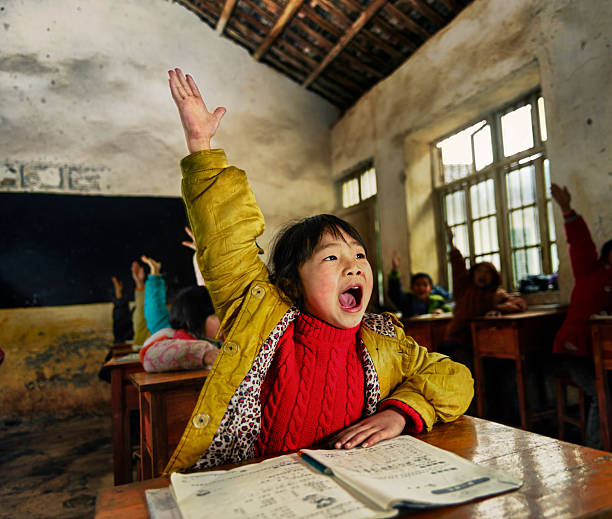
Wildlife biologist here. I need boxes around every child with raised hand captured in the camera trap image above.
[548,183,612,448]
[388,251,451,317]
[165,68,473,473]
[139,254,221,372]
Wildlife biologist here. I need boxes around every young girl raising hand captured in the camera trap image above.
[164,68,473,473]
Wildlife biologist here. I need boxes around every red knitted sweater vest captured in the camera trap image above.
[255,313,365,456]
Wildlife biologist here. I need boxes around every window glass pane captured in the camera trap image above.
[489,217,499,251]
[551,243,559,272]
[473,124,493,171]
[519,166,536,206]
[522,207,539,245]
[342,178,359,208]
[544,159,551,198]
[510,210,524,247]
[501,104,534,157]
[491,253,501,272]
[437,120,485,182]
[506,169,522,209]
[526,246,542,275]
[486,179,495,215]
[445,190,466,226]
[360,167,377,200]
[454,224,470,259]
[538,97,547,142]
[547,201,556,242]
[513,249,527,284]
[474,219,483,254]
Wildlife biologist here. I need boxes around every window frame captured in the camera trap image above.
[433,89,554,290]
[337,159,377,209]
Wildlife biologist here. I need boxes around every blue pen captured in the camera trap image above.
[299,452,333,476]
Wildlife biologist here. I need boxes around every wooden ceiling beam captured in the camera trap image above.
[359,29,404,59]
[268,45,311,74]
[253,0,306,60]
[300,5,344,37]
[239,0,275,24]
[309,81,352,109]
[314,0,353,27]
[370,15,417,52]
[292,19,334,50]
[217,0,239,34]
[225,27,258,51]
[275,40,320,69]
[177,0,218,25]
[403,0,445,27]
[264,54,307,82]
[384,3,429,40]
[230,18,265,45]
[336,50,385,79]
[303,0,389,87]
[437,0,459,14]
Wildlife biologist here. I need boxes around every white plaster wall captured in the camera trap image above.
[0,0,338,244]
[331,0,612,301]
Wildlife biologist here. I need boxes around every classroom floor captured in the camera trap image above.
[0,411,114,519]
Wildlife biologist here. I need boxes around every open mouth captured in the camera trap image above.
[338,286,363,310]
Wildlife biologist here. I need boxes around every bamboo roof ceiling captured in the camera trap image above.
[175,0,472,110]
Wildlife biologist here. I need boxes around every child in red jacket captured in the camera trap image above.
[550,183,612,448]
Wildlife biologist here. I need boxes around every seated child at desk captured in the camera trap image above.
[442,224,526,369]
[139,255,221,372]
[162,68,474,473]
[388,251,451,317]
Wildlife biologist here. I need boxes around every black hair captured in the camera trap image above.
[269,214,367,307]
[169,285,215,339]
[469,262,501,289]
[411,272,433,288]
[601,239,612,264]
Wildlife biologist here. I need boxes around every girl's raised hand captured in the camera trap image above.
[551,183,572,213]
[168,68,226,154]
[181,226,197,251]
[141,255,162,276]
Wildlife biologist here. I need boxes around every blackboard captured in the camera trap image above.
[0,192,196,308]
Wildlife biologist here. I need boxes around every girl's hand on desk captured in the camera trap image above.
[333,409,407,450]
[168,68,226,153]
[203,347,219,367]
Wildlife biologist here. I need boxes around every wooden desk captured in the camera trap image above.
[106,356,144,486]
[110,341,137,358]
[129,369,209,480]
[590,317,612,451]
[95,415,612,519]
[402,313,452,352]
[471,309,566,430]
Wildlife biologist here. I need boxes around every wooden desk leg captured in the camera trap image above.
[515,355,529,430]
[150,392,168,478]
[592,329,611,451]
[111,369,130,486]
[139,392,152,481]
[473,355,486,418]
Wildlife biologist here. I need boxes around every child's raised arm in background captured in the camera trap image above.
[164,68,473,474]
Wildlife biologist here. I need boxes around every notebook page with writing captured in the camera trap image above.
[301,436,522,509]
[170,454,397,519]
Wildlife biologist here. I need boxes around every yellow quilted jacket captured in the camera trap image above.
[164,150,474,474]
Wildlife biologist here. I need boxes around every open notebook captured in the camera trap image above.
[146,435,521,519]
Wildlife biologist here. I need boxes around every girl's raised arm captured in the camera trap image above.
[168,68,226,154]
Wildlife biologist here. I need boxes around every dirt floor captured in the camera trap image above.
[0,411,114,519]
